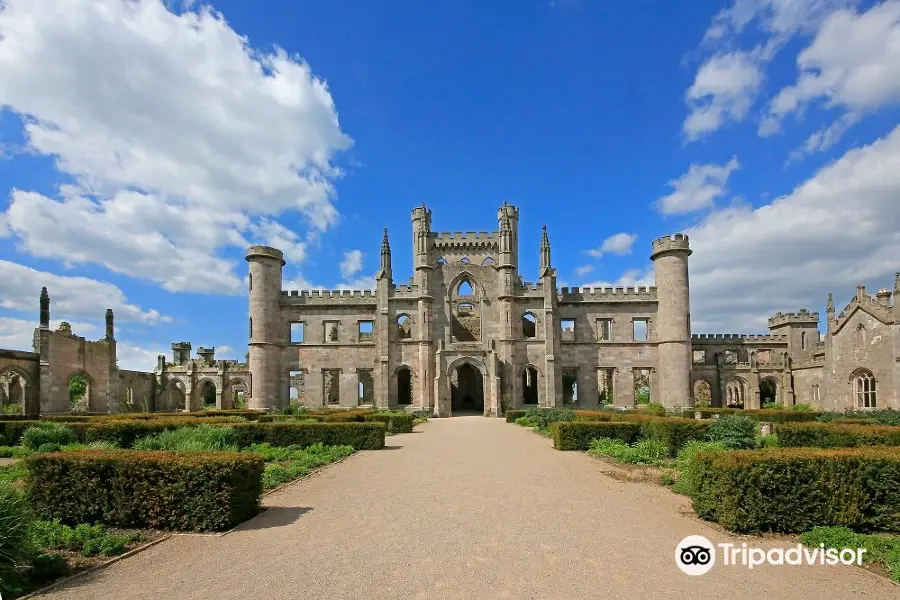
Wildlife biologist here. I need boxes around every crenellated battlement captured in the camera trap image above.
[557,286,657,303]
[431,231,499,249]
[692,333,788,343]
[392,283,421,298]
[279,289,379,305]
[768,309,819,327]
[650,233,690,258]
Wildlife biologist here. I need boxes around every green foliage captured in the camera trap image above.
[231,422,385,450]
[552,421,642,450]
[644,403,666,416]
[27,520,143,557]
[762,402,784,410]
[758,434,779,448]
[0,481,31,595]
[84,417,242,447]
[671,441,727,496]
[2,403,23,416]
[519,408,574,429]
[37,443,61,453]
[799,526,900,583]
[588,437,669,465]
[696,408,821,423]
[776,422,900,448]
[363,411,414,433]
[248,443,354,489]
[22,422,77,450]
[133,424,239,452]
[638,418,713,456]
[0,445,33,458]
[791,403,814,412]
[706,414,758,449]
[28,553,70,584]
[819,409,900,427]
[0,461,28,485]
[688,447,900,533]
[26,450,264,532]
[505,410,527,423]
[68,374,88,408]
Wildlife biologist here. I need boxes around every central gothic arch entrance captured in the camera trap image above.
[450,361,485,414]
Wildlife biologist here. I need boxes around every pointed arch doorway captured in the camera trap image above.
[448,357,486,415]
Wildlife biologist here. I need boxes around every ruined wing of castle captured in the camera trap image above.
[1,202,897,415]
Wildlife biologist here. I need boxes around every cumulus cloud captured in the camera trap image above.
[585,233,638,258]
[574,265,594,277]
[582,268,655,289]
[687,123,900,332]
[683,53,763,141]
[0,0,352,293]
[761,1,900,148]
[0,317,97,351]
[657,157,740,215]
[117,341,167,371]
[0,259,169,323]
[339,250,364,279]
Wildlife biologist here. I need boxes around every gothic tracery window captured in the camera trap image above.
[853,370,876,408]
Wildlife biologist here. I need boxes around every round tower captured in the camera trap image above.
[411,204,432,269]
[246,245,285,410]
[650,234,692,408]
[496,202,519,267]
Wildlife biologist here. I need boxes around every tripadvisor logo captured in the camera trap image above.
[676,535,868,575]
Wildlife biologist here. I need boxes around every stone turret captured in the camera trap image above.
[197,346,215,364]
[497,201,519,269]
[105,309,115,342]
[650,234,692,408]
[172,342,191,366]
[246,245,285,410]
[39,287,50,330]
[411,204,432,270]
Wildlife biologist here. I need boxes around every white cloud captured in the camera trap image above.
[687,123,900,332]
[761,1,900,145]
[117,342,166,371]
[0,317,98,351]
[574,265,594,277]
[683,52,763,141]
[582,268,655,289]
[0,259,169,323]
[787,112,861,162]
[657,157,740,215]
[339,249,364,279]
[0,0,351,293]
[586,233,638,258]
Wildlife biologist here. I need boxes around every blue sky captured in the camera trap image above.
[1,0,899,369]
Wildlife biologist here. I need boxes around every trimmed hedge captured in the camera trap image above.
[776,422,900,448]
[639,418,712,456]
[84,417,244,447]
[689,447,900,533]
[231,422,385,450]
[0,420,41,444]
[552,422,643,450]
[697,408,822,422]
[573,410,614,422]
[26,450,263,531]
[505,410,527,423]
[363,413,414,434]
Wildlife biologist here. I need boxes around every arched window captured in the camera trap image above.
[522,312,537,338]
[396,314,412,339]
[481,257,496,266]
[853,370,876,408]
[436,257,447,266]
[457,280,474,296]
[460,257,471,264]
[725,379,744,408]
[800,331,806,350]
[856,324,866,348]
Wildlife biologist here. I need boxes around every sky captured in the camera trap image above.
[1,0,899,370]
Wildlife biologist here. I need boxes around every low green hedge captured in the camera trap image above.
[505,410,527,423]
[0,420,41,444]
[84,418,244,447]
[776,422,900,448]
[363,413,414,433]
[552,422,643,450]
[231,422,385,450]
[26,450,264,531]
[573,410,614,422]
[689,447,900,533]
[639,418,712,456]
[697,408,821,422]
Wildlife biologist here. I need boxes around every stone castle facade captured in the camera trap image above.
[2,203,897,416]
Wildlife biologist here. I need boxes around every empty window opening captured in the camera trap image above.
[323,369,340,405]
[692,350,706,364]
[457,280,474,296]
[397,367,412,406]
[812,384,820,404]
[436,257,447,266]
[358,321,374,342]
[598,368,614,405]
[757,349,772,364]
[324,321,339,343]
[724,350,738,364]
[800,331,807,350]
[633,369,651,406]
[460,257,471,264]
[396,314,412,339]
[248,273,252,291]
[458,302,475,315]
[452,302,480,342]
[200,380,217,410]
[68,373,91,412]
[597,319,611,341]
[249,317,252,339]
[561,319,575,341]
[726,380,744,408]
[522,366,539,405]
[522,312,537,338]
[0,370,27,414]
[562,368,579,405]
[854,370,876,408]
[693,379,712,407]
[290,322,304,343]
[856,324,866,348]
[760,379,778,405]
[358,369,374,405]
[289,370,304,401]
[481,256,496,266]
[632,319,648,342]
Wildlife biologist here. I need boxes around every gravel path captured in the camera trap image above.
[33,417,895,599]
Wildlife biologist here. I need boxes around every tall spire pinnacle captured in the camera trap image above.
[105,308,115,342]
[378,228,392,280]
[826,292,835,314]
[39,287,50,329]
[540,225,552,274]
[895,272,900,293]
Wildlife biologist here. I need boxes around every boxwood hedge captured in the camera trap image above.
[552,422,643,450]
[26,450,264,531]
[776,422,900,448]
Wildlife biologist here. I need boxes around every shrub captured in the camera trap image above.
[231,422,385,450]
[84,417,240,447]
[671,441,727,496]
[706,414,757,449]
[22,422,77,450]
[762,402,784,410]
[697,409,821,423]
[363,412,414,433]
[588,437,669,465]
[799,526,900,583]
[573,410,613,422]
[505,410,527,423]
[0,482,32,594]
[689,447,900,533]
[644,403,666,416]
[552,421,642,451]
[29,553,69,584]
[26,450,264,532]
[638,418,713,456]
[27,520,142,557]
[37,443,61,453]
[758,434,779,448]
[521,408,575,429]
[252,443,354,489]
[132,424,239,452]
[791,403,814,412]
[776,422,900,448]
